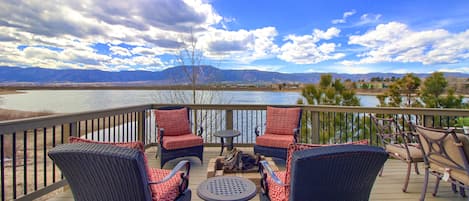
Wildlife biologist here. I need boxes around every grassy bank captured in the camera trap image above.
[0,108,53,121]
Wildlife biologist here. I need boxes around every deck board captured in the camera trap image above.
[46,146,466,201]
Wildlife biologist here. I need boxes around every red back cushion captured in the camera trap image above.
[265,107,301,135]
[154,108,191,136]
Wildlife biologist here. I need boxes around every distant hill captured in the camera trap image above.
[0,66,468,85]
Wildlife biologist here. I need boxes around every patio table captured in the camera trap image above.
[214,130,241,155]
[197,176,257,201]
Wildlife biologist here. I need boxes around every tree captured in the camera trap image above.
[420,72,447,108]
[299,74,362,143]
[378,73,422,107]
[419,71,466,108]
[301,74,360,106]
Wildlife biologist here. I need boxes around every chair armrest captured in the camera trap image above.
[255,126,261,136]
[158,128,164,144]
[259,160,287,194]
[255,123,267,137]
[197,125,204,136]
[293,128,300,143]
[149,160,191,192]
[190,122,204,136]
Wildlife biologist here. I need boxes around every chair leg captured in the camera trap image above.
[414,162,420,175]
[460,186,466,197]
[432,177,441,197]
[402,162,412,192]
[379,166,384,177]
[420,168,429,201]
[452,183,458,193]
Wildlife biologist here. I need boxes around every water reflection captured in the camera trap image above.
[0,89,380,113]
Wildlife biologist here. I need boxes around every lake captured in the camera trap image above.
[0,90,381,113]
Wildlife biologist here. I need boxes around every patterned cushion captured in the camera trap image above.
[162,134,203,150]
[266,171,288,201]
[256,134,295,148]
[148,168,181,201]
[155,108,191,136]
[265,107,301,135]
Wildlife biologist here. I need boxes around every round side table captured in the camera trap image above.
[213,130,241,156]
[197,176,257,201]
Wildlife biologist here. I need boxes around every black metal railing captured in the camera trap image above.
[1,103,469,200]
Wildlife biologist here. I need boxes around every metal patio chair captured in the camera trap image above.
[415,125,469,201]
[371,114,424,192]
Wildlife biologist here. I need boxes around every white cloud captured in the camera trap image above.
[199,27,279,63]
[109,46,132,56]
[0,0,225,71]
[359,14,382,24]
[332,10,356,24]
[345,22,469,65]
[438,66,469,73]
[229,65,282,72]
[277,27,345,64]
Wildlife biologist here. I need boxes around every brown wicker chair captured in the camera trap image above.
[415,125,469,201]
[371,115,424,192]
[49,143,191,201]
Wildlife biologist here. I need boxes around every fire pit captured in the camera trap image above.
[206,152,278,189]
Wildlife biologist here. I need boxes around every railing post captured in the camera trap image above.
[311,111,320,144]
[226,110,233,130]
[137,110,145,143]
[423,115,433,127]
[62,122,78,143]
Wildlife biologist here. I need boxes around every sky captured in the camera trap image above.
[0,0,468,74]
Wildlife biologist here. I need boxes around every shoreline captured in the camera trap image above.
[1,87,468,97]
[0,108,53,121]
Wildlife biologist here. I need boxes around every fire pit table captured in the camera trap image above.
[197,176,257,201]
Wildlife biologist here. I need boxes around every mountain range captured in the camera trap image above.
[0,66,468,85]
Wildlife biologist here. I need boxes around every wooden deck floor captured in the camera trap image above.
[47,146,466,201]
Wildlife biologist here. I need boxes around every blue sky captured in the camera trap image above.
[0,0,468,74]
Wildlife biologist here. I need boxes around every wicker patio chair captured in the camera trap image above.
[371,114,424,192]
[48,143,191,201]
[155,106,203,168]
[259,144,387,201]
[414,125,469,201]
[254,106,302,160]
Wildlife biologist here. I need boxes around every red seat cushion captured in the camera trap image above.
[155,108,191,136]
[162,134,203,150]
[148,168,181,201]
[256,134,295,148]
[265,107,301,135]
[266,171,288,201]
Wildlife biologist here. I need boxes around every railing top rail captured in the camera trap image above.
[0,104,152,134]
[1,103,468,135]
[152,104,469,116]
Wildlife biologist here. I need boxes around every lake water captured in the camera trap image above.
[0,90,380,113]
